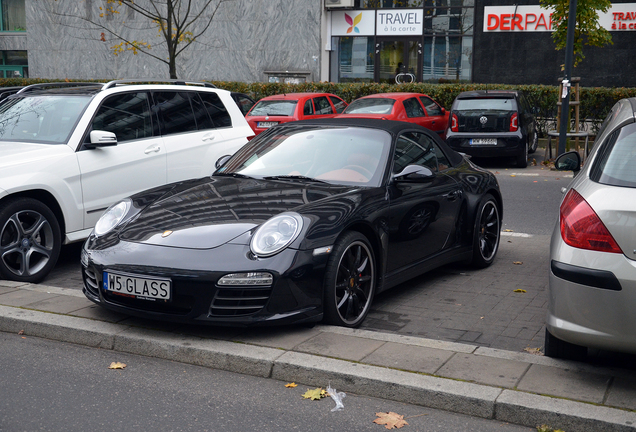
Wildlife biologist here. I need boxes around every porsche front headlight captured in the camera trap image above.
[94,199,131,237]
[250,212,303,257]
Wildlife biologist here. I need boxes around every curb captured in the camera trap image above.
[1,305,635,431]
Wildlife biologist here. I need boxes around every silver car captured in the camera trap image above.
[546,98,636,359]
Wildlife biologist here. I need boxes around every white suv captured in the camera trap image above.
[0,80,254,283]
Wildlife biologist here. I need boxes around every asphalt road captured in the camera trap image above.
[0,332,535,432]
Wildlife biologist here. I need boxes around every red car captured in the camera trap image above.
[338,93,448,139]
[246,92,347,136]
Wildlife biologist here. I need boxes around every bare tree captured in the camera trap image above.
[52,0,234,79]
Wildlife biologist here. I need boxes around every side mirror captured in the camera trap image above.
[85,130,117,149]
[554,151,581,173]
[392,165,435,181]
[215,154,232,169]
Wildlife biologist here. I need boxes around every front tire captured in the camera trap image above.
[323,231,376,327]
[0,198,62,283]
[470,194,500,269]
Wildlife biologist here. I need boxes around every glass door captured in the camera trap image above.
[375,38,422,84]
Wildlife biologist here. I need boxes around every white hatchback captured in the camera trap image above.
[0,80,253,282]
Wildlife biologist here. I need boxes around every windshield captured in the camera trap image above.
[343,98,395,115]
[248,100,297,117]
[0,95,91,144]
[455,98,515,112]
[217,125,391,187]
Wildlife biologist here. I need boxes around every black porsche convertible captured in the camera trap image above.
[81,118,502,328]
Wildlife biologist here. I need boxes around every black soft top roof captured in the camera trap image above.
[275,117,465,167]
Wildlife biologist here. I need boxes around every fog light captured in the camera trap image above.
[217,272,273,286]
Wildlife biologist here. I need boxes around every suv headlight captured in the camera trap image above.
[94,199,131,237]
[250,212,303,257]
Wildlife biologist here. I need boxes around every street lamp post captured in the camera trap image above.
[558,0,578,156]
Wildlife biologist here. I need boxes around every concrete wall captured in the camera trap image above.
[25,0,323,82]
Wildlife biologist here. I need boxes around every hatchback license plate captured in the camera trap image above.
[257,121,278,128]
[470,138,497,145]
[103,271,171,301]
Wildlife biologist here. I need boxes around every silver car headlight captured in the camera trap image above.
[250,212,303,257]
[94,199,131,237]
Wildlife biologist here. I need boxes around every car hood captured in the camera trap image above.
[0,141,72,169]
[119,176,360,249]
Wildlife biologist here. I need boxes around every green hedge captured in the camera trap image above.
[4,78,636,137]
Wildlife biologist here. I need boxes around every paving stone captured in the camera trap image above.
[605,376,636,410]
[232,326,322,350]
[436,353,530,388]
[68,304,130,323]
[517,364,612,404]
[361,341,454,374]
[0,286,20,295]
[21,295,92,314]
[294,332,385,362]
[0,290,58,307]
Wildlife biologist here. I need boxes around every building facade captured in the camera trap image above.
[0,0,633,87]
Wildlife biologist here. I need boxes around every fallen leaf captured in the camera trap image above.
[510,174,516,177]
[503,229,513,232]
[108,362,126,370]
[285,382,298,388]
[302,387,326,401]
[17,330,24,335]
[514,289,527,293]
[513,261,523,265]
[374,412,409,429]
[524,347,544,355]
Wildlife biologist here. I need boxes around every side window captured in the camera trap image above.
[303,99,314,115]
[393,132,439,173]
[154,91,197,135]
[419,96,442,116]
[329,96,347,113]
[189,92,214,130]
[91,92,152,143]
[314,96,334,115]
[199,91,232,128]
[402,98,425,118]
[233,94,255,116]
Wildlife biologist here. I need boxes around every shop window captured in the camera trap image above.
[0,50,27,77]
[423,36,471,81]
[361,0,423,7]
[332,37,374,83]
[0,0,26,31]
[424,6,474,35]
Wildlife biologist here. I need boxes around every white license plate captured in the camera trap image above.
[103,271,171,301]
[470,138,497,145]
[257,121,278,128]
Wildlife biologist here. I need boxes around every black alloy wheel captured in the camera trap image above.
[323,231,376,327]
[0,198,62,283]
[470,194,500,268]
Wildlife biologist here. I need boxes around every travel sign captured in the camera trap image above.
[484,4,636,32]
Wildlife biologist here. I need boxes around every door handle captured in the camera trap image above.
[144,145,161,154]
[202,133,216,142]
[444,190,462,201]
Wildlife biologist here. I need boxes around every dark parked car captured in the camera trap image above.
[445,90,538,168]
[81,119,502,328]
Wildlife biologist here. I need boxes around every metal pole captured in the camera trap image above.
[558,0,578,156]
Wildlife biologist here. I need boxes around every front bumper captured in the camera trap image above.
[82,239,328,326]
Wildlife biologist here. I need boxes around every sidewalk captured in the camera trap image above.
[1,280,635,432]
